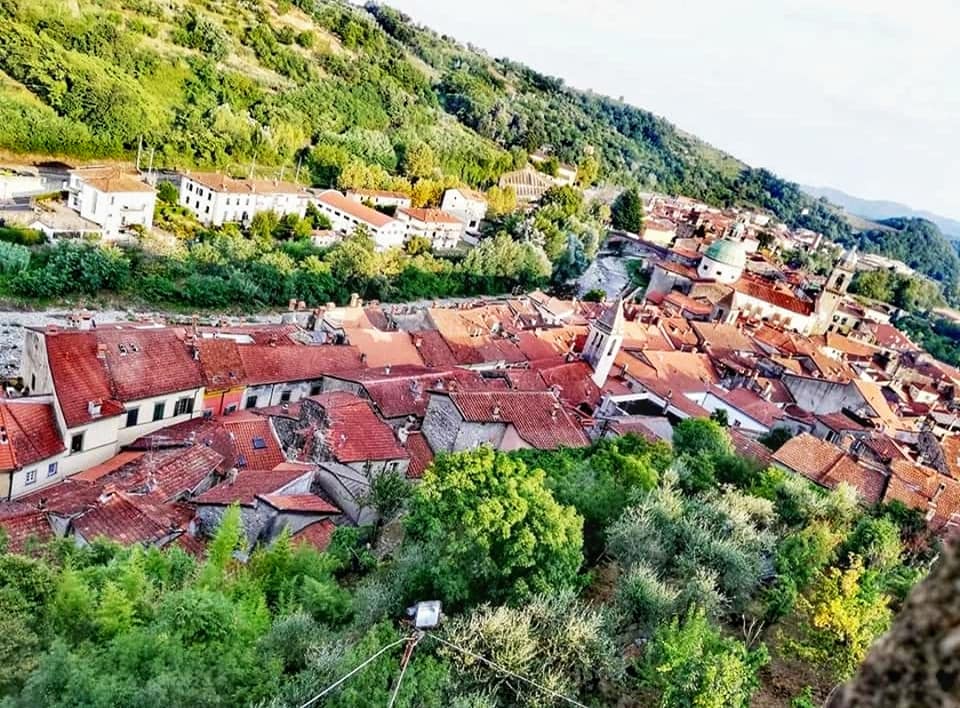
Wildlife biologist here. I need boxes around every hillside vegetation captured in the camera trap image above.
[0,0,852,230]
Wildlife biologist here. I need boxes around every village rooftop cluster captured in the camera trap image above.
[2,165,960,556]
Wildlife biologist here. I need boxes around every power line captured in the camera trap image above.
[297,635,413,708]
[386,633,422,708]
[424,633,589,708]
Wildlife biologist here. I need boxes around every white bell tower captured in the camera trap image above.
[583,297,625,387]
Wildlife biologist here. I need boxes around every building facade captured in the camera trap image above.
[179,172,308,226]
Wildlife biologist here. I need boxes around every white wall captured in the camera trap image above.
[179,177,307,226]
[9,451,66,500]
[116,388,205,446]
[441,190,487,232]
[693,391,769,434]
[78,183,155,237]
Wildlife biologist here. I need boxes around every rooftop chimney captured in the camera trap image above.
[88,399,103,417]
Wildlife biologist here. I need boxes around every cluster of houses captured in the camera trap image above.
[4,262,960,553]
[0,164,492,252]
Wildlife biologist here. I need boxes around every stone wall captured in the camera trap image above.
[783,375,866,415]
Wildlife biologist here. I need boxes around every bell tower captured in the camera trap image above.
[815,248,858,333]
[583,298,625,387]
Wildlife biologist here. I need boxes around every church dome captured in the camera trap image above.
[703,239,747,269]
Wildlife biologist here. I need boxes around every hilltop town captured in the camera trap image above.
[4,161,958,537]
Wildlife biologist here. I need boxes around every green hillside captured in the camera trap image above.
[0,0,851,235]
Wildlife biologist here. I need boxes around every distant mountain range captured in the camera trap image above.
[802,185,960,240]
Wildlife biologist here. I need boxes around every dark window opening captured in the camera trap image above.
[70,433,84,454]
[125,408,139,428]
[153,402,165,421]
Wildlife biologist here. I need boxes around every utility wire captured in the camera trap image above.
[297,635,413,708]
[386,633,422,708]
[424,633,589,708]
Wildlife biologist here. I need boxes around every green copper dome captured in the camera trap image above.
[703,239,747,268]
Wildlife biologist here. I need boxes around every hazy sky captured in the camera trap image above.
[384,0,960,219]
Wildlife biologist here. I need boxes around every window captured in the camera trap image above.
[245,395,258,409]
[125,408,139,427]
[224,404,238,414]
[70,433,84,454]
[153,402,166,421]
[174,397,195,416]
[31,373,36,391]
[310,384,322,396]
[252,437,267,450]
[47,462,58,478]
[280,390,292,404]
[25,469,37,485]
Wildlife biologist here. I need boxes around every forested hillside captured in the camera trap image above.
[840,218,960,298]
[0,0,852,233]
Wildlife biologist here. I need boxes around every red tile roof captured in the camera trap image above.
[942,435,960,479]
[43,331,124,427]
[305,393,407,463]
[0,503,53,552]
[193,468,312,506]
[72,494,193,546]
[411,330,459,368]
[773,433,887,504]
[530,360,603,411]
[0,399,64,471]
[815,411,867,432]
[196,339,247,388]
[691,322,759,354]
[722,387,784,428]
[446,390,590,449]
[868,323,917,352]
[71,451,144,483]
[398,207,462,224]
[185,171,305,195]
[135,445,223,502]
[238,344,363,385]
[257,493,339,513]
[732,277,814,315]
[92,328,203,402]
[291,518,336,552]
[728,428,774,467]
[404,431,434,479]
[222,414,286,470]
[315,189,394,227]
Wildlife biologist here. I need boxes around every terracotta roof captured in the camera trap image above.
[196,339,247,388]
[664,291,714,317]
[17,479,105,517]
[728,428,774,467]
[71,451,144,483]
[222,414,286,470]
[607,417,670,443]
[344,328,424,368]
[0,399,64,471]
[185,171,305,195]
[868,323,917,352]
[445,390,590,449]
[824,333,880,359]
[359,369,493,419]
[291,518,336,551]
[257,493,339,513]
[722,387,784,427]
[306,393,407,462]
[314,189,394,227]
[72,493,193,546]
[884,459,960,533]
[691,322,759,354]
[411,330,459,368]
[238,344,363,385]
[815,411,867,432]
[654,260,700,280]
[732,277,813,315]
[774,433,886,504]
[0,503,53,552]
[134,445,223,502]
[404,431,434,479]
[942,435,960,479]
[43,331,122,427]
[398,207,462,224]
[852,380,900,431]
[173,532,206,557]
[84,173,154,194]
[531,360,603,411]
[193,468,312,506]
[774,433,845,480]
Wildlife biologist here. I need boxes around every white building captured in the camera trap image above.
[345,189,411,210]
[696,239,747,284]
[311,190,406,251]
[178,172,308,226]
[396,207,464,250]
[440,188,487,233]
[67,167,156,238]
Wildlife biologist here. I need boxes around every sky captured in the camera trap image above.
[383,0,960,220]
